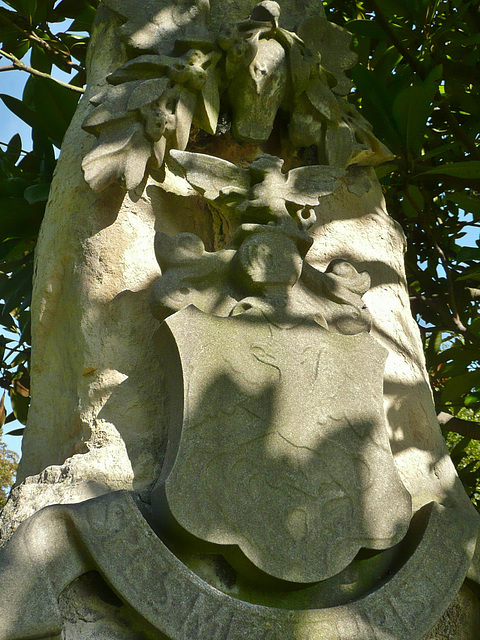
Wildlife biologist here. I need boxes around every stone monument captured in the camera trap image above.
[0,1,479,638]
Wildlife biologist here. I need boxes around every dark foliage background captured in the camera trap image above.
[0,0,479,501]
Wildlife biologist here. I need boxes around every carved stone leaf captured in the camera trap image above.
[305,77,340,122]
[352,126,395,166]
[82,118,151,192]
[194,59,220,135]
[289,93,324,148]
[298,17,357,96]
[127,77,170,112]
[170,150,250,201]
[229,38,288,142]
[152,137,167,168]
[83,82,141,133]
[325,122,356,167]
[274,27,305,51]
[288,43,311,96]
[285,165,345,205]
[174,89,197,151]
[107,55,170,85]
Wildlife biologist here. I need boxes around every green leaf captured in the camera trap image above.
[349,65,401,150]
[13,0,37,21]
[456,267,480,282]
[0,94,41,130]
[446,193,480,220]
[5,134,22,165]
[425,330,443,366]
[32,78,79,148]
[55,0,98,20]
[34,0,56,23]
[376,0,414,18]
[0,197,43,238]
[418,161,480,179]
[30,42,53,74]
[6,427,25,437]
[345,19,387,39]
[441,371,480,405]
[4,413,16,425]
[457,246,480,262]
[401,197,417,218]
[465,394,480,408]
[24,183,50,204]
[8,389,29,425]
[69,4,97,32]
[392,66,441,157]
[471,318,480,337]
[0,239,21,260]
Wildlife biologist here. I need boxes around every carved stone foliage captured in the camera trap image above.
[170,149,344,240]
[82,1,393,192]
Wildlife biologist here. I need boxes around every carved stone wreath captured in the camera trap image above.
[81,1,393,192]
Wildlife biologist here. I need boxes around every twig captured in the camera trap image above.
[0,49,84,94]
[0,10,84,73]
[438,412,480,440]
[0,141,28,155]
[0,65,15,72]
[27,30,84,73]
[409,289,460,331]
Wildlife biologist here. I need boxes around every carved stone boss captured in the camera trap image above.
[0,3,478,640]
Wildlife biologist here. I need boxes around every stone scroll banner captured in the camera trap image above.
[0,490,477,640]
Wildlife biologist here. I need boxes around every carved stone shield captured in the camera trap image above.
[158,305,412,583]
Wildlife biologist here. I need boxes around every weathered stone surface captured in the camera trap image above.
[2,0,479,637]
[425,584,480,640]
[0,462,109,550]
[0,491,476,640]
[153,306,412,583]
[12,1,411,504]
[60,572,159,640]
[18,0,353,497]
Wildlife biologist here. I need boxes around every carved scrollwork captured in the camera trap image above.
[149,222,374,335]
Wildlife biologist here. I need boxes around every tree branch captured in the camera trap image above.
[27,29,84,73]
[0,49,84,94]
[438,412,480,440]
[0,141,28,155]
[0,10,84,73]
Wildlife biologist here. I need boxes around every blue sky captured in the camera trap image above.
[0,66,33,152]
